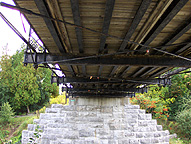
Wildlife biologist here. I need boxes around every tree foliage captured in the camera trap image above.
[0,102,15,124]
[0,47,59,114]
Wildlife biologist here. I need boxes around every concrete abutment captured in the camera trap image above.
[22,97,169,144]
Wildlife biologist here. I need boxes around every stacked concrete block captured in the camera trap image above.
[22,97,169,144]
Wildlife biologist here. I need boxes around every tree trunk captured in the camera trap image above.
[27,106,30,114]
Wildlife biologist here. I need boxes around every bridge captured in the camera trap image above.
[1,0,191,143]
[1,0,191,98]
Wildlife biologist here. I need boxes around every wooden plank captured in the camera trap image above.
[82,65,86,76]
[98,65,104,76]
[154,17,191,54]
[140,67,156,78]
[140,0,189,48]
[109,66,118,77]
[34,0,66,53]
[70,0,83,53]
[99,0,115,53]
[131,67,148,78]
[120,66,132,77]
[130,0,173,51]
[118,0,152,51]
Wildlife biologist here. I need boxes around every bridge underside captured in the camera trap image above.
[2,0,191,97]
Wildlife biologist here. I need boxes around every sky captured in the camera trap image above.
[0,0,30,56]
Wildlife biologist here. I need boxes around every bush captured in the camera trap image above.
[130,93,170,120]
[0,102,15,124]
[50,92,68,105]
[175,108,191,139]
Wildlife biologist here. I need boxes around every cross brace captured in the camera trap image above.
[52,76,171,85]
[65,87,147,94]
[24,53,191,67]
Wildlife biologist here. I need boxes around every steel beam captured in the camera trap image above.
[24,53,191,67]
[68,87,147,93]
[53,76,171,85]
[70,0,83,53]
[34,0,66,53]
[138,0,189,50]
[118,0,152,51]
[154,17,191,54]
[71,92,135,98]
[99,0,115,53]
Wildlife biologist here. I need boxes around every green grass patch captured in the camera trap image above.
[0,115,37,144]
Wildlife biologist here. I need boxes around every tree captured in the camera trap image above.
[0,46,59,114]
[0,102,15,124]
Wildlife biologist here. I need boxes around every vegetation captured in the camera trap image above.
[1,44,191,143]
[0,102,15,124]
[0,47,59,114]
[131,69,191,143]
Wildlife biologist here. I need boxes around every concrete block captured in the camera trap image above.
[138,120,148,126]
[138,114,145,120]
[138,109,146,114]
[76,105,87,111]
[79,129,95,137]
[145,114,152,120]
[151,138,159,143]
[51,104,63,108]
[125,105,140,109]
[140,138,151,144]
[46,108,61,113]
[27,124,34,131]
[118,139,130,144]
[156,125,163,131]
[63,131,79,139]
[62,105,76,111]
[154,132,162,137]
[33,119,40,124]
[40,113,51,119]
[136,132,144,138]
[125,109,139,114]
[129,139,140,144]
[124,132,135,138]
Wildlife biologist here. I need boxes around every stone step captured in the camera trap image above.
[22,97,169,144]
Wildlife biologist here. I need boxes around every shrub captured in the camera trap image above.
[0,102,15,124]
[175,108,191,139]
[50,92,68,105]
[130,93,170,120]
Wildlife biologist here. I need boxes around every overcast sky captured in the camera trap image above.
[0,0,30,56]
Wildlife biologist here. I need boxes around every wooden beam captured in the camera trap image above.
[118,0,152,51]
[140,67,156,78]
[34,0,66,53]
[130,0,173,51]
[25,53,191,67]
[150,67,171,78]
[176,43,191,55]
[99,0,115,53]
[138,0,189,50]
[98,65,103,76]
[131,67,149,78]
[70,0,83,53]
[67,65,75,76]
[109,66,118,77]
[120,66,132,77]
[154,17,191,54]
[82,65,86,76]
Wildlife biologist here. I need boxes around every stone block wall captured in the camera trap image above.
[22,97,169,144]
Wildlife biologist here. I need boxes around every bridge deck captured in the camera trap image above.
[12,0,191,97]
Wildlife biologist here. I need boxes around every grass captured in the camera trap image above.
[0,115,37,144]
